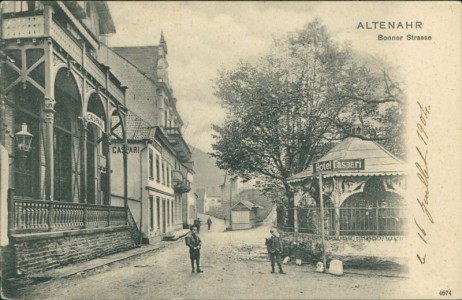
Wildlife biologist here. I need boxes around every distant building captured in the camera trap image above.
[100,33,196,242]
[206,186,222,210]
[231,201,263,230]
[194,188,208,214]
[221,176,261,201]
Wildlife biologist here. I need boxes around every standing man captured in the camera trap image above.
[207,217,212,230]
[186,226,203,273]
[193,218,201,234]
[224,216,227,224]
[265,229,286,274]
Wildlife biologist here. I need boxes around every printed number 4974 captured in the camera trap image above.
[439,290,452,296]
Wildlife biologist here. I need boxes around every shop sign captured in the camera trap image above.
[112,145,141,154]
[86,112,106,133]
[314,159,365,173]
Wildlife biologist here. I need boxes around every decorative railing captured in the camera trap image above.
[278,206,408,236]
[9,197,128,235]
[1,15,45,39]
[51,20,124,103]
[164,127,182,136]
[50,21,83,65]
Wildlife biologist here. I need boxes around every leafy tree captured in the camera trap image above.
[211,19,405,230]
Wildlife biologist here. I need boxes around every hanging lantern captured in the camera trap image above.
[15,123,33,152]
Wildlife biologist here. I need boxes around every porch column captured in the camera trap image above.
[122,128,128,208]
[80,119,87,203]
[80,41,87,203]
[293,188,302,233]
[43,7,54,200]
[103,67,112,206]
[0,52,6,145]
[333,178,341,237]
[43,98,55,200]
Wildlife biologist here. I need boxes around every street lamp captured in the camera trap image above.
[12,123,34,198]
[15,123,33,153]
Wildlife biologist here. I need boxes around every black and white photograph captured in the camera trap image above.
[0,1,460,299]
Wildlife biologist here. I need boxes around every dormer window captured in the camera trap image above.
[351,119,363,136]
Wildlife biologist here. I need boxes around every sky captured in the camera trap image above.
[106,2,457,155]
[106,1,405,153]
[105,2,462,295]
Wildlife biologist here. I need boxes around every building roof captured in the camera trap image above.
[288,137,405,182]
[232,201,263,210]
[205,186,222,197]
[112,46,159,82]
[125,111,155,140]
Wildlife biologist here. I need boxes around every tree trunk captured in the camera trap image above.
[286,190,295,232]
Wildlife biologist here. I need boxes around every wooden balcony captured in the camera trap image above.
[1,8,125,105]
[9,197,128,235]
[1,14,45,39]
[164,127,192,163]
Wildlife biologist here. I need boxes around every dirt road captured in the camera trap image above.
[8,214,411,299]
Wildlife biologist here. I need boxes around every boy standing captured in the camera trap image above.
[186,226,203,273]
[266,229,286,274]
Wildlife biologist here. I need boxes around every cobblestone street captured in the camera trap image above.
[4,215,412,299]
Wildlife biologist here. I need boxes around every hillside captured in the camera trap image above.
[190,146,226,188]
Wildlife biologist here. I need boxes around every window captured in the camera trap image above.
[87,94,108,205]
[149,150,154,179]
[150,196,154,229]
[13,93,41,199]
[161,161,165,185]
[167,199,170,227]
[156,154,160,183]
[86,125,96,204]
[166,165,170,187]
[156,197,161,229]
[2,1,44,14]
[54,99,74,201]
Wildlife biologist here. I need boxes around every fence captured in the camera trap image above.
[278,206,407,236]
[8,194,129,235]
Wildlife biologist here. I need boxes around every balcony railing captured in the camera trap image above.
[1,14,45,39]
[8,196,128,235]
[164,127,191,163]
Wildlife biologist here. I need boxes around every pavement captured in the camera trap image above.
[22,213,407,282]
[27,229,191,280]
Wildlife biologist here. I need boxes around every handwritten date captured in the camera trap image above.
[415,101,431,264]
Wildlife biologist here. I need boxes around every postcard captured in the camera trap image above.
[0,1,460,299]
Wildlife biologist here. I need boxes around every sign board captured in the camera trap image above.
[313,159,365,173]
[86,112,105,133]
[112,145,142,154]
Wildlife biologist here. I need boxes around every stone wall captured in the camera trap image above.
[10,226,137,275]
[280,231,408,267]
[0,245,16,278]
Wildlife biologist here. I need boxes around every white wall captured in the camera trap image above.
[110,142,145,201]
